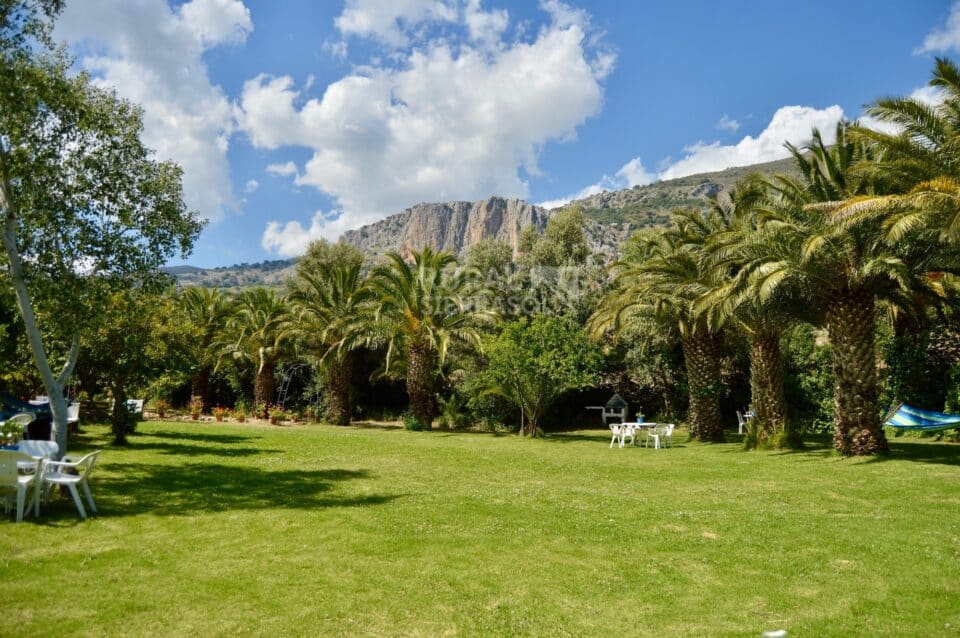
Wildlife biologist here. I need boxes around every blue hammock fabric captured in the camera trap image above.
[884,403,960,432]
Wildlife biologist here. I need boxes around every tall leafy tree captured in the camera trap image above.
[698,185,802,448]
[80,289,192,445]
[739,124,958,454]
[180,287,232,411]
[839,58,960,242]
[591,211,727,442]
[369,247,493,429]
[221,288,291,409]
[0,2,203,451]
[293,239,366,282]
[481,316,601,437]
[289,262,372,425]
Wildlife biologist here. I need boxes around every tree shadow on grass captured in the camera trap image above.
[36,462,401,525]
[540,431,689,448]
[145,430,262,445]
[761,436,960,466]
[350,421,404,431]
[433,430,511,438]
[129,440,280,458]
[864,440,960,466]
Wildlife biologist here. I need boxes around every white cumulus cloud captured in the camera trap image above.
[266,161,299,177]
[243,1,612,257]
[659,105,844,180]
[546,104,845,209]
[244,179,259,193]
[55,0,252,222]
[716,114,741,132]
[262,209,384,257]
[539,157,655,209]
[916,1,960,54]
[334,0,458,47]
[180,0,253,46]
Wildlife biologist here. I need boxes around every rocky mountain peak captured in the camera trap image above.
[341,196,551,257]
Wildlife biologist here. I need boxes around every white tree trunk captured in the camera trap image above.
[0,154,77,455]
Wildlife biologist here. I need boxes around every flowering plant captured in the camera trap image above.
[213,406,229,418]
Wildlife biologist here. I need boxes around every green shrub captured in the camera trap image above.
[402,414,424,431]
[782,325,834,435]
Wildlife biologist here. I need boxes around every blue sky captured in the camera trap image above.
[53,1,956,267]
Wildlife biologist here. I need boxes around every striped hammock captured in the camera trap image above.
[884,403,960,432]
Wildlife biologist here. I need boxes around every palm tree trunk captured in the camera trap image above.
[254,362,275,410]
[325,353,353,426]
[407,339,437,429]
[682,330,724,442]
[825,289,888,455]
[191,365,211,413]
[747,330,799,449]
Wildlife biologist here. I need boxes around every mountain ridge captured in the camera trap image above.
[169,155,798,289]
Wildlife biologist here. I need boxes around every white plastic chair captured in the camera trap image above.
[0,450,40,522]
[42,450,101,519]
[660,423,675,448]
[609,424,626,448]
[736,410,746,435]
[67,403,80,429]
[645,423,673,449]
[7,412,35,436]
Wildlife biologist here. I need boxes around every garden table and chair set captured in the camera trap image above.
[589,393,676,450]
[609,421,675,449]
[594,394,757,449]
[1,409,100,523]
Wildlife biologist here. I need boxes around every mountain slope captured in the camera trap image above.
[171,155,798,288]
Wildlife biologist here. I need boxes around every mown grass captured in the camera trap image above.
[2,421,959,637]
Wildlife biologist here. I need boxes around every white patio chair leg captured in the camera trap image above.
[33,482,41,517]
[610,434,616,448]
[16,487,26,522]
[67,484,87,520]
[81,481,97,514]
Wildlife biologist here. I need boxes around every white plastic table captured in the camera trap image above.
[620,422,657,446]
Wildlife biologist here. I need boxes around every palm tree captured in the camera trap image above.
[591,212,727,442]
[837,58,960,242]
[368,247,493,429]
[288,262,372,425]
[221,288,291,410]
[737,123,955,455]
[697,185,803,449]
[180,287,232,411]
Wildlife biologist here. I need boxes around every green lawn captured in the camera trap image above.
[2,421,959,637]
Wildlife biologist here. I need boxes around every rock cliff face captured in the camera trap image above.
[341,197,552,257]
